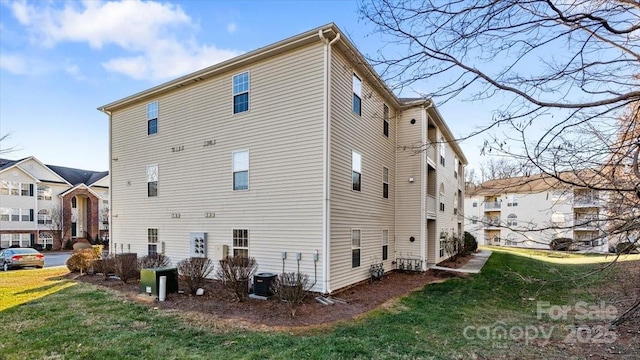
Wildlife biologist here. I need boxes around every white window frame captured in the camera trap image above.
[0,208,9,221]
[383,104,389,137]
[147,165,158,197]
[439,232,446,257]
[507,214,518,227]
[352,151,362,192]
[38,209,52,224]
[232,71,250,114]
[39,233,53,247]
[440,137,446,166]
[21,209,31,222]
[147,101,158,135]
[351,229,361,268]
[148,228,158,255]
[232,229,249,258]
[382,166,389,199]
[507,195,518,207]
[382,229,389,261]
[37,185,52,200]
[0,181,8,195]
[10,182,19,196]
[11,208,20,222]
[352,74,362,116]
[232,150,249,191]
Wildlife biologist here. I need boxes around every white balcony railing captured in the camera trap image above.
[574,197,600,207]
[483,217,501,227]
[426,194,436,218]
[484,201,501,210]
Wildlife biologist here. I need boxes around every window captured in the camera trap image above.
[472,201,478,208]
[21,209,32,222]
[38,185,52,200]
[507,195,518,207]
[39,233,53,247]
[71,196,77,208]
[147,165,158,197]
[383,104,389,137]
[439,232,446,257]
[352,151,362,192]
[352,74,362,116]
[233,150,249,191]
[472,216,478,224]
[439,183,445,211]
[382,167,389,199]
[351,229,361,268]
[148,228,158,255]
[505,234,517,246]
[11,208,20,221]
[0,208,9,221]
[454,158,459,178]
[38,209,51,224]
[382,229,389,261]
[233,229,249,258]
[10,182,19,195]
[440,202,445,212]
[21,183,30,196]
[147,101,158,135]
[0,181,8,195]
[439,137,446,166]
[507,214,518,227]
[233,72,250,114]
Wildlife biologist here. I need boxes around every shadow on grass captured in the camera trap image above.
[14,280,72,296]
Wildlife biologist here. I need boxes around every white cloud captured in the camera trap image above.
[0,53,27,74]
[6,0,241,80]
[227,22,237,34]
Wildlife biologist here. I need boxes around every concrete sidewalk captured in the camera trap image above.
[429,249,492,274]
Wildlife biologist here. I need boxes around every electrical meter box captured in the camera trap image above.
[140,267,179,296]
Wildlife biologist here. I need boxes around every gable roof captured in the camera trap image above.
[0,157,107,186]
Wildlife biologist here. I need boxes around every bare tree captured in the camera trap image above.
[0,133,16,155]
[47,205,70,250]
[361,0,639,324]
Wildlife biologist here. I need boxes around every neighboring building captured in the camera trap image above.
[99,23,467,293]
[0,157,109,249]
[464,174,608,252]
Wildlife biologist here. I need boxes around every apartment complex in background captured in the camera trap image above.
[0,157,109,249]
[464,174,608,252]
[99,23,467,293]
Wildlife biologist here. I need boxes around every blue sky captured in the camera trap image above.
[0,0,493,172]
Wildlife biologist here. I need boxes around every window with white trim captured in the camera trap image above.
[39,233,53,247]
[439,183,445,212]
[382,167,389,199]
[352,151,362,192]
[233,150,249,191]
[11,208,20,221]
[147,165,158,197]
[71,196,77,208]
[454,158,459,178]
[0,181,8,195]
[233,229,249,258]
[383,104,389,137]
[439,137,446,166]
[38,185,52,200]
[21,183,30,196]
[38,209,51,224]
[148,228,158,255]
[352,74,362,116]
[472,216,478,224]
[0,208,9,221]
[233,72,250,114]
[507,214,518,226]
[472,200,478,208]
[439,232,446,257]
[507,195,518,207]
[21,209,32,222]
[505,234,517,246]
[351,229,361,268]
[382,229,389,261]
[147,101,158,135]
[10,182,19,195]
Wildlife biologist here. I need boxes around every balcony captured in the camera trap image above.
[484,201,501,210]
[483,217,501,228]
[574,215,599,229]
[573,197,599,208]
[426,194,436,219]
[426,145,437,166]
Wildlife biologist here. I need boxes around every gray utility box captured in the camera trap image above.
[140,267,179,296]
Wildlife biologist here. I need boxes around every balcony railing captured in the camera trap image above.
[426,194,436,219]
[484,201,502,210]
[574,215,599,228]
[483,217,501,227]
[426,145,436,164]
[574,197,600,207]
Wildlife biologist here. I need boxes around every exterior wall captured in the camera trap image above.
[110,42,327,289]
[395,107,423,261]
[328,49,397,291]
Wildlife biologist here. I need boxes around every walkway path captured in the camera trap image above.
[429,249,492,274]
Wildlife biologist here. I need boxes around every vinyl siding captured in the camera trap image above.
[110,43,326,290]
[328,50,396,292]
[395,107,423,260]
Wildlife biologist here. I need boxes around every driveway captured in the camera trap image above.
[44,252,71,268]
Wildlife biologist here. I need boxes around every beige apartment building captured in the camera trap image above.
[99,23,467,293]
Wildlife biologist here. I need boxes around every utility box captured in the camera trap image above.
[213,244,228,260]
[253,272,277,297]
[190,232,207,257]
[140,267,179,296]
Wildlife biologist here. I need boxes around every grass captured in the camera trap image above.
[0,253,624,359]
[0,267,74,311]
[483,245,640,264]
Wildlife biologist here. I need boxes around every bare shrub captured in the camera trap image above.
[271,272,313,317]
[216,256,257,302]
[138,254,171,269]
[177,257,215,295]
[113,253,139,284]
[93,256,115,280]
[443,233,464,260]
[66,248,98,275]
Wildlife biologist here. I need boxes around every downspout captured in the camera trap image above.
[99,108,113,255]
[421,101,434,270]
[319,29,340,294]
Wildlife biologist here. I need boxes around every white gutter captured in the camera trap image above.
[420,106,427,270]
[319,29,340,294]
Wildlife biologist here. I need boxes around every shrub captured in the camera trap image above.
[216,256,257,301]
[66,249,98,275]
[443,234,464,260]
[114,253,139,284]
[93,256,115,280]
[91,245,104,259]
[45,244,53,251]
[139,254,171,269]
[615,242,638,254]
[271,272,313,317]
[463,231,478,255]
[550,238,574,251]
[177,257,215,295]
[32,244,44,251]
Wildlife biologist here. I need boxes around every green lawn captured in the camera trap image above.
[0,253,623,359]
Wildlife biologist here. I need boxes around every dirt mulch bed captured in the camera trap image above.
[74,269,466,331]
[436,253,474,269]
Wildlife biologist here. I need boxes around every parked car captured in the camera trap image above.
[0,248,45,271]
